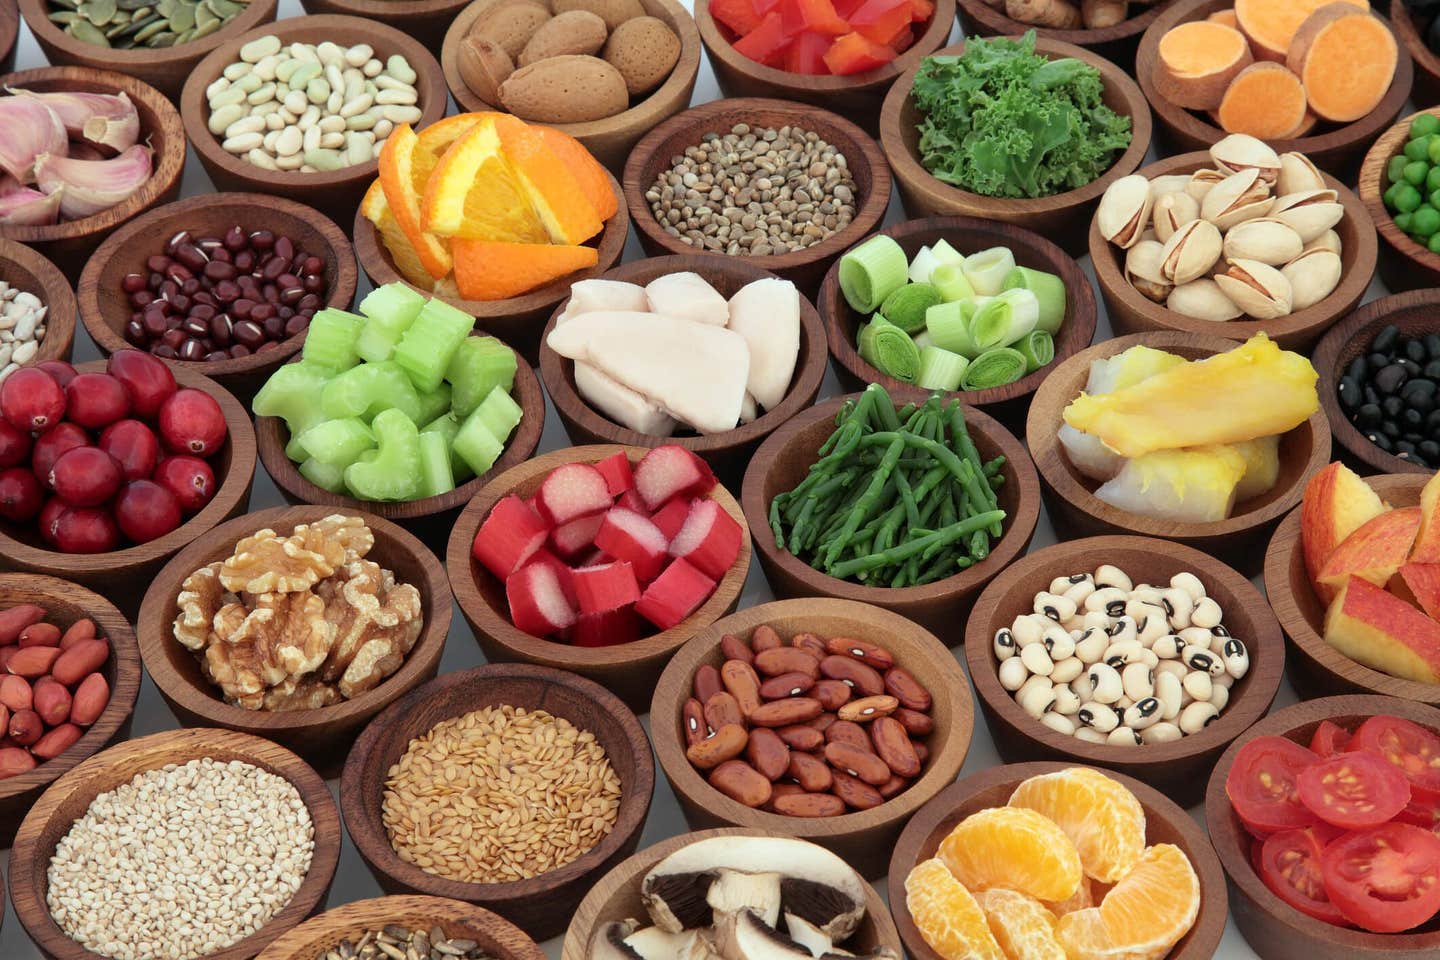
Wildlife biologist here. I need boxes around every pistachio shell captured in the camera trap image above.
[1210,134,1281,184]
[1281,248,1342,310]
[1185,168,1226,203]
[1167,278,1243,321]
[1200,168,1274,232]
[1097,174,1153,249]
[1222,218,1304,266]
[1303,229,1343,256]
[1159,218,1222,285]
[1125,240,1171,302]
[1276,152,1325,197]
[1214,258,1293,319]
[1153,191,1200,243]
[1149,174,1193,200]
[1270,190,1345,244]
[1138,228,1159,245]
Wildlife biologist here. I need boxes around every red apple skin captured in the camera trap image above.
[1325,575,1440,684]
[1411,472,1440,564]
[1317,507,1424,604]
[1400,562,1440,622]
[1301,463,1389,588]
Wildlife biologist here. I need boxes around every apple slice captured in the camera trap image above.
[1315,506,1421,604]
[1301,462,1388,586]
[1325,575,1440,684]
[1400,562,1440,621]
[1410,472,1440,563]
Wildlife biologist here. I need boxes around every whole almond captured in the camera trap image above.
[682,697,706,746]
[552,0,644,30]
[520,9,608,66]
[472,0,551,60]
[708,759,771,807]
[9,708,42,746]
[686,723,748,770]
[720,659,762,717]
[0,604,46,645]
[33,676,71,727]
[18,622,60,648]
[748,697,822,727]
[831,769,884,810]
[720,634,754,664]
[870,716,921,777]
[0,675,31,712]
[787,751,833,792]
[824,741,891,785]
[0,745,35,779]
[70,673,110,727]
[31,722,82,760]
[703,691,744,730]
[59,618,96,650]
[51,638,109,687]
[773,793,846,817]
[745,727,790,781]
[499,55,629,124]
[6,646,60,679]
[457,35,515,105]
[693,663,723,703]
[754,646,821,679]
[603,15,680,95]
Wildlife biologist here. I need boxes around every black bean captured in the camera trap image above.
[1383,421,1402,439]
[1370,352,1392,370]
[1339,376,1362,410]
[1348,356,1369,381]
[1398,440,1418,456]
[1365,385,1381,406]
[1369,432,1394,453]
[1356,403,1382,427]
[1373,325,1401,354]
[1406,339,1427,364]
[1405,408,1425,430]
[1412,394,1435,417]
[1377,364,1410,394]
[1384,395,1405,417]
[1427,334,1440,360]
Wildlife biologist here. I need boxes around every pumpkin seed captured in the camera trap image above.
[167,3,193,31]
[83,0,117,25]
[190,16,219,36]
[48,0,248,46]
[67,19,110,44]
[47,10,80,22]
[133,17,168,40]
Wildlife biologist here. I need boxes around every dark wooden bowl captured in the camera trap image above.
[1206,695,1440,958]
[1393,0,1440,111]
[0,238,76,366]
[135,505,451,776]
[539,254,828,488]
[11,727,342,960]
[963,535,1285,807]
[621,97,892,296]
[0,67,186,282]
[1090,152,1376,352]
[693,0,955,136]
[956,0,1177,71]
[442,0,701,174]
[740,390,1040,637]
[0,574,141,848]
[649,598,974,879]
[352,174,630,365]
[561,827,902,960]
[890,761,1228,960]
[340,663,655,941]
[77,192,358,405]
[0,0,17,75]
[878,38,1151,258]
[819,216,1098,433]
[1359,106,1440,294]
[444,444,751,712]
[179,16,447,230]
[306,0,473,49]
[257,894,546,960]
[1026,331,1332,576]
[1263,472,1440,705]
[16,0,277,100]
[1137,0,1413,179]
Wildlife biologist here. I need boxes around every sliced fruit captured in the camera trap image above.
[1041,876,1094,918]
[1300,461,1388,586]
[1315,506,1422,603]
[1053,908,1151,960]
[451,239,599,301]
[1309,719,1352,758]
[421,115,548,243]
[1226,734,1320,836]
[378,125,452,280]
[903,858,1005,960]
[1079,844,1199,959]
[534,125,619,220]
[1008,767,1147,884]
[1325,575,1440,684]
[413,112,490,188]
[938,806,1083,902]
[493,115,604,244]
[361,181,433,289]
[1409,468,1440,562]
[974,888,1065,960]
[1399,561,1440,620]
[1320,822,1440,932]
[1351,714,1440,800]
[1296,750,1411,829]
[1259,822,1348,925]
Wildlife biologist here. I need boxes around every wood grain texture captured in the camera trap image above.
[442,0,702,174]
[339,663,655,941]
[621,98,892,295]
[256,895,547,960]
[178,16,447,229]
[1136,0,1414,179]
[648,598,974,879]
[1392,0,1440,110]
[0,238,76,365]
[305,0,474,48]
[1263,473,1440,705]
[1205,695,1440,958]
[77,192,358,405]
[1090,152,1377,352]
[889,761,1228,960]
[955,0,1177,71]
[444,445,751,711]
[10,727,341,960]
[1358,106,1440,295]
[538,254,828,487]
[0,0,17,74]
[818,215,1098,432]
[1025,331,1332,575]
[878,38,1152,258]
[0,67,186,281]
[740,390,1040,636]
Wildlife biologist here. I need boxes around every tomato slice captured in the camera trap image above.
[1397,790,1440,831]
[1353,715,1440,799]
[1310,720,1353,758]
[1298,751,1412,829]
[1321,823,1440,933]
[1228,735,1322,837]
[1260,823,1349,925]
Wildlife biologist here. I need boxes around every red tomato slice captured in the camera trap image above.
[1321,823,1440,933]
[1228,735,1322,837]
[1260,823,1349,925]
[1353,715,1440,799]
[1310,720,1353,758]
[1298,751,1412,829]
[1397,790,1440,831]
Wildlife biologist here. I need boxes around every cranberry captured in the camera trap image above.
[153,455,216,513]
[34,360,77,389]
[49,447,122,507]
[0,468,43,523]
[0,420,30,469]
[106,350,176,419]
[37,497,64,545]
[158,389,226,456]
[31,423,89,486]
[65,373,131,430]
[99,420,161,481]
[1,368,65,434]
[53,507,120,553]
[114,480,182,544]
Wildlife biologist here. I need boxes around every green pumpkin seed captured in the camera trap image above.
[191,15,219,35]
[47,10,79,22]
[193,2,216,25]
[83,0,117,25]
[167,3,194,31]
[68,19,111,44]
[144,28,175,45]
[133,16,167,39]
[206,0,240,17]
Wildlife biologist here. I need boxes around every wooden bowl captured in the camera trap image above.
[1359,106,1440,295]
[539,254,828,487]
[956,0,1176,71]
[819,216,1098,432]
[352,174,629,365]
[0,1,17,75]
[340,663,655,941]
[77,192,358,405]
[1263,472,1440,705]
[693,0,955,136]
[1025,330,1332,576]
[1090,152,1376,352]
[649,598,974,879]
[0,238,76,366]
[878,38,1151,258]
[890,761,1228,960]
[1206,695,1440,958]
[442,0,701,174]
[135,505,451,775]
[1393,0,1440,111]
[621,97,892,295]
[962,535,1285,807]
[256,895,546,960]
[11,727,342,960]
[1137,0,1413,179]
[16,0,277,100]
[0,362,255,618]
[444,444,751,711]
[0,67,186,282]
[307,0,473,49]
[561,827,903,960]
[179,16,447,230]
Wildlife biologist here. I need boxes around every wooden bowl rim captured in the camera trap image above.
[0,236,77,365]
[306,0,473,18]
[957,0,1176,45]
[1358,106,1440,282]
[1392,0,1440,92]
[16,0,278,68]
[0,1,18,67]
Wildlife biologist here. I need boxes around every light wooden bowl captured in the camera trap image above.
[1393,0,1440,110]
[963,535,1284,807]
[956,0,1177,71]
[11,727,342,960]
[0,67,186,281]
[256,895,547,960]
[1137,0,1413,178]
[1206,695,1440,958]
[539,254,828,487]
[890,761,1228,960]
[179,16,447,229]
[1089,152,1376,352]
[1025,330,1331,576]
[306,0,472,48]
[77,192,358,405]
[878,38,1151,258]
[621,97,892,295]
[0,238,76,366]
[649,598,973,879]
[444,444,751,711]
[1359,106,1440,294]
[340,663,655,941]
[740,390,1040,637]
[819,216,1098,432]
[442,0,701,174]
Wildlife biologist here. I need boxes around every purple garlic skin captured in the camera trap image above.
[8,88,140,154]
[0,96,68,183]
[35,144,151,220]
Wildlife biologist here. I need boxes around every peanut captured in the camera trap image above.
[59,618,96,650]
[750,624,782,651]
[720,634,753,664]
[0,675,32,712]
[7,646,61,678]
[773,792,846,817]
[759,671,814,700]
[33,676,71,727]
[708,759,771,807]
[754,647,820,679]
[746,727,790,781]
[70,673,110,727]
[870,716,921,777]
[826,636,895,669]
[838,695,900,722]
[0,745,35,779]
[9,708,42,746]
[686,723,748,770]
[31,722,82,760]
[820,655,884,696]
[18,622,60,648]
[704,691,744,730]
[824,741,891,785]
[748,697,822,727]
[693,663,722,703]
[720,659,762,717]
[0,604,45,645]
[683,698,706,746]
[51,639,109,687]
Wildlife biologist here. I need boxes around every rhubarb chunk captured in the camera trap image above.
[472,494,549,578]
[594,507,669,582]
[549,512,605,560]
[506,562,577,637]
[572,561,642,615]
[533,462,612,526]
[634,445,717,511]
[594,451,635,497]
[635,557,717,630]
[573,607,641,647]
[669,498,744,579]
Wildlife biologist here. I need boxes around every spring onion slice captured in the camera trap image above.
[917,346,970,391]
[839,235,908,312]
[971,288,1040,352]
[962,347,1028,390]
[962,246,1017,296]
[1017,330,1055,372]
[880,282,941,333]
[926,300,982,358]
[931,262,976,303]
[931,239,966,268]
[908,245,938,283]
[1003,265,1066,334]
[859,317,921,382]
[913,329,935,350]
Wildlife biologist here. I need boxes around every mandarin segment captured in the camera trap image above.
[1008,768,1148,883]
[904,858,1006,960]
[494,115,604,245]
[378,125,453,280]
[1097,844,1200,958]
[974,888,1066,960]
[1057,908,1159,960]
[938,807,1083,902]
[1042,875,1095,918]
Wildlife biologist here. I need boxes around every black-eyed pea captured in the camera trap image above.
[1156,659,1188,682]
[1124,595,1158,624]
[1095,564,1134,592]
[1155,671,1183,721]
[1051,572,1092,595]
[1107,616,1139,645]
[999,657,1029,692]
[1087,663,1124,703]
[1043,625,1076,661]
[1085,586,1128,618]
[1170,571,1205,602]
[1013,615,1047,647]
[1075,727,1107,744]
[1222,638,1250,679]
[1179,700,1220,734]
[1211,683,1230,712]
[1104,641,1144,669]
[1034,592,1077,623]
[994,627,1018,661]
[1137,609,1170,646]
[1183,670,1212,702]
[1017,675,1056,719]
[1108,726,1143,746]
[1051,657,1085,685]
[1070,674,1092,701]
[1082,610,1111,631]
[1053,684,1082,716]
[1127,697,1163,729]
[1153,634,1185,660]
[1063,579,1096,609]
[1074,627,1108,663]
[1122,662,1154,701]
[1020,643,1055,677]
[1137,649,1160,669]
[1183,644,1225,677]
[1143,721,1183,744]
[1192,596,1224,629]
[1180,626,1213,648]
[1161,588,1195,629]
[1077,701,1119,733]
[1041,712,1077,736]
[1214,672,1235,689]
[1116,695,1135,711]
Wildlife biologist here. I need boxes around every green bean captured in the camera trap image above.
[822,437,905,568]
[829,511,1004,578]
[895,469,920,530]
[983,455,1006,479]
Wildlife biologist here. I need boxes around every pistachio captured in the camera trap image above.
[1303,229,1343,257]
[1096,175,1153,249]
[1185,168,1226,203]
[1210,134,1281,185]
[1276,151,1325,197]
[1124,240,1172,303]
[1214,258,1293,319]
[1152,191,1199,243]
[1158,218,1222,285]
[1281,248,1342,310]
[1200,168,1274,231]
[1166,278,1243,322]
[1148,174,1193,200]
[1270,189,1345,243]
[1138,228,1159,245]
[1222,218,1304,266]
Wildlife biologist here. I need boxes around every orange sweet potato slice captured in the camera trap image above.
[1154,21,1254,111]
[1287,3,1398,122]
[1216,62,1309,139]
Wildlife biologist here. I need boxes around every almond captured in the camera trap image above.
[552,0,644,31]
[520,9,608,66]
[471,0,552,60]
[457,35,515,106]
[603,16,681,96]
[499,55,629,123]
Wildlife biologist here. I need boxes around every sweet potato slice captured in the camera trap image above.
[1207,8,1238,28]
[1154,21,1254,110]
[1216,61,1309,138]
[1287,3,1397,122]
[1233,0,1366,61]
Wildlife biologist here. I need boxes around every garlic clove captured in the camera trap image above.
[0,96,68,184]
[0,186,62,225]
[8,88,140,154]
[34,144,151,220]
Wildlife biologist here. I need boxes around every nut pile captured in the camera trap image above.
[995,565,1250,745]
[46,0,251,49]
[47,757,314,960]
[318,925,494,960]
[174,514,424,712]
[684,624,935,815]
[0,282,48,380]
[1338,324,1440,466]
[645,123,858,256]
[1097,135,1345,321]
[383,704,622,883]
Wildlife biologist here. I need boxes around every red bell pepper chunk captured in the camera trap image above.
[732,11,794,66]
[785,30,834,73]
[710,0,765,35]
[832,0,866,18]
[822,31,896,73]
[910,0,934,21]
[848,0,912,45]
[780,0,850,37]
[889,23,914,51]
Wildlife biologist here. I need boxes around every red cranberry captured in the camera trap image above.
[114,479,182,543]
[0,468,43,523]
[0,420,30,469]
[31,423,89,486]
[1,368,65,433]
[53,507,120,553]
[158,389,226,456]
[153,455,216,513]
[34,360,77,389]
[49,447,122,507]
[106,350,176,419]
[99,420,161,481]
[37,497,64,545]
[65,373,131,430]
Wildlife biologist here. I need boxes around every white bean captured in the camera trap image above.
[1074,627,1107,664]
[1192,597,1224,629]
[1034,592,1077,622]
[1086,663,1123,703]
[1122,662,1154,701]
[1052,684,1081,715]
[1077,701,1119,733]
[1156,660,1188,682]
[994,627,1018,661]
[1020,643,1054,678]
[1125,697,1162,730]
[1108,727,1142,746]
[1050,657,1085,685]
[1043,624,1075,662]
[1211,683,1230,712]
[1017,675,1056,719]
[1182,670,1212,702]
[1222,638,1250,679]
[1013,614,1046,647]
[1143,721,1183,744]
[1041,713,1077,736]
[1085,586,1127,616]
[1179,701,1220,734]
[998,657,1028,692]
[1183,644,1225,677]
[1170,572,1206,602]
[1152,634,1184,659]
[1095,564,1133,592]
[1082,610,1110,631]
[1050,574,1085,595]
[1075,728,1107,744]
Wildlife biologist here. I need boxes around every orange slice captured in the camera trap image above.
[1008,768,1147,884]
[412,112,491,194]
[1099,844,1199,958]
[420,115,548,243]
[534,124,618,220]
[1042,876,1094,918]
[451,239,598,301]
[974,889,1066,960]
[938,807,1083,903]
[904,858,1005,960]
[361,180,434,289]
[378,125,452,280]
[1055,909,1157,960]
[493,116,604,244]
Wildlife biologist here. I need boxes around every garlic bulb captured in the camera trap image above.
[34,144,150,220]
[0,96,67,183]
[7,88,140,153]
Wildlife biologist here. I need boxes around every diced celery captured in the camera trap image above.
[446,336,517,418]
[299,457,347,493]
[323,361,421,422]
[413,383,453,427]
[356,283,427,363]
[417,431,456,498]
[393,298,474,393]
[421,412,473,482]
[453,410,504,477]
[301,308,365,370]
[296,417,376,467]
[254,362,336,462]
[471,386,524,445]
[342,409,422,501]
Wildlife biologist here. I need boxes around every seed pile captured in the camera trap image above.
[383,705,622,883]
[0,282,48,380]
[47,757,314,960]
[46,0,251,49]
[318,925,495,960]
[1337,323,1440,467]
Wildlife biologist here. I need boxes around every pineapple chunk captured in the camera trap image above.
[1095,447,1247,523]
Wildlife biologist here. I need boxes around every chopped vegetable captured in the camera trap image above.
[916,345,969,391]
[1152,20,1254,111]
[962,347,1028,391]
[1002,266,1066,334]
[858,315,921,382]
[1215,62,1308,140]
[839,234,908,312]
[1287,3,1397,122]
[961,247,1016,296]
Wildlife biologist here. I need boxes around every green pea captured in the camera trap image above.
[1406,160,1429,185]
[1408,135,1435,162]
[1386,181,1404,209]
[1414,114,1440,139]
[1430,233,1440,255]
[1396,183,1424,213]
[1390,154,1410,185]
[1427,139,1440,167]
[1426,168,1440,193]
[1412,205,1440,237]
[1396,211,1415,232]
[1429,188,1440,210]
